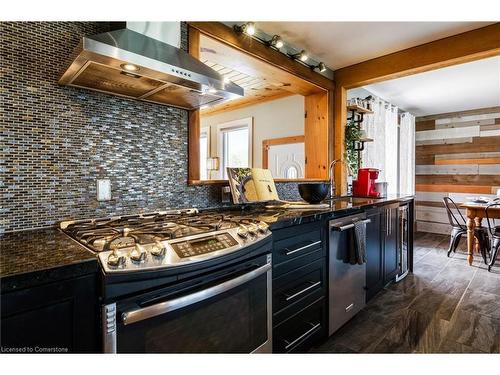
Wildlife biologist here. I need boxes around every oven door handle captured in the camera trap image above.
[121,262,272,326]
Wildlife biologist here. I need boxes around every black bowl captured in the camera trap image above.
[298,183,330,204]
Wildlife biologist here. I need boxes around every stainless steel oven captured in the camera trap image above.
[102,253,272,353]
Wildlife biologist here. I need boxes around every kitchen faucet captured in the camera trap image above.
[329,159,341,199]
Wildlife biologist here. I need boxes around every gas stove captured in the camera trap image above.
[60,209,271,273]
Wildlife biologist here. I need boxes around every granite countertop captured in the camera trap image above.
[0,195,413,293]
[215,194,415,230]
[0,229,98,293]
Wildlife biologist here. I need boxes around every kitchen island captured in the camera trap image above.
[0,195,414,353]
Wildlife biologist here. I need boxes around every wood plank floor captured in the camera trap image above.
[312,232,500,353]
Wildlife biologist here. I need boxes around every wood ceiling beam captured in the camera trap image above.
[334,23,500,88]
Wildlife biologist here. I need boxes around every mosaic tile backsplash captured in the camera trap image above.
[1,22,301,233]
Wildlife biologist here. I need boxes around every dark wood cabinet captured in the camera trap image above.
[365,201,413,301]
[365,208,384,301]
[1,274,100,353]
[383,203,400,283]
[271,221,327,352]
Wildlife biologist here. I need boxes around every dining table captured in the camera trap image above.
[460,201,500,266]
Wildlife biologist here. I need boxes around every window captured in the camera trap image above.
[199,127,210,180]
[217,118,253,179]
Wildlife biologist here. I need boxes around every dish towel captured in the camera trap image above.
[346,221,367,265]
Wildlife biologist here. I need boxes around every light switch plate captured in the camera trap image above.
[97,179,111,201]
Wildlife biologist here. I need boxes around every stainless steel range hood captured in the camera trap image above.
[59,22,243,110]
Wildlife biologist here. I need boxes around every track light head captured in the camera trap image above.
[234,22,256,36]
[269,35,284,49]
[291,50,308,62]
[316,62,327,72]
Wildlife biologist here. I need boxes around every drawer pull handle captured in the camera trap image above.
[284,322,321,350]
[284,281,322,301]
[284,240,322,256]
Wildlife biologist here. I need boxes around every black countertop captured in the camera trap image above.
[211,194,415,230]
[0,229,98,292]
[0,195,413,293]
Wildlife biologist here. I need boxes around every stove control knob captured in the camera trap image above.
[257,222,269,234]
[237,227,248,239]
[150,241,166,258]
[107,250,126,268]
[129,243,147,263]
[247,224,258,237]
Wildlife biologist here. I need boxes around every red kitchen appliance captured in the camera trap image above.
[352,168,380,197]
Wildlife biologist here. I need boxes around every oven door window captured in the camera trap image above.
[116,271,269,353]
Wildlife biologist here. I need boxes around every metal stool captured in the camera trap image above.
[485,203,500,272]
[443,197,490,264]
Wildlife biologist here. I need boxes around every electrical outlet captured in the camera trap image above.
[97,179,111,201]
[221,186,232,203]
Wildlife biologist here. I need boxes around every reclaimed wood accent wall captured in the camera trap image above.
[415,106,500,234]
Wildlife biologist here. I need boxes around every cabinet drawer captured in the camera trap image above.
[273,247,324,277]
[273,258,326,317]
[273,297,326,353]
[273,227,323,267]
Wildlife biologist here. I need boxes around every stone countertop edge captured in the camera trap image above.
[0,229,99,293]
[0,195,414,292]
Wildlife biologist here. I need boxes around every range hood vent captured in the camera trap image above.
[59,23,243,110]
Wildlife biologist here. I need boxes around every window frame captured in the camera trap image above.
[216,117,253,179]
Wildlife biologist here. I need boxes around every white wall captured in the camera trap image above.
[200,95,304,170]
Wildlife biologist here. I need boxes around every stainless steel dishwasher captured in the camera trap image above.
[328,213,370,335]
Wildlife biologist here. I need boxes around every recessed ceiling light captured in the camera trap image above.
[121,63,139,72]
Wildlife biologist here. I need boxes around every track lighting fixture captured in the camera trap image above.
[315,62,327,72]
[233,23,329,75]
[268,35,284,49]
[234,22,256,36]
[290,50,308,62]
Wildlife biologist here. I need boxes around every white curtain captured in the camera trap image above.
[361,98,399,194]
[399,112,416,195]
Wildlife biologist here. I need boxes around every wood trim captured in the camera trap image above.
[435,157,500,165]
[305,92,329,179]
[334,23,500,88]
[201,91,293,117]
[416,105,500,122]
[416,136,500,156]
[334,86,347,195]
[187,22,334,91]
[416,174,500,186]
[262,135,305,169]
[415,120,435,131]
[188,110,200,181]
[416,184,493,194]
[188,27,201,182]
[415,201,445,208]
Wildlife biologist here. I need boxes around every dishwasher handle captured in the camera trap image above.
[331,218,371,232]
